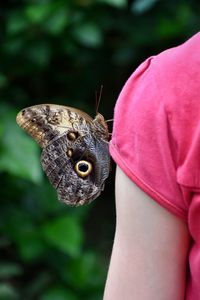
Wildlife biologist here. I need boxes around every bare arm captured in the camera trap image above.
[103,166,190,300]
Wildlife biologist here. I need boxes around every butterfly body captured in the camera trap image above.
[16,104,110,206]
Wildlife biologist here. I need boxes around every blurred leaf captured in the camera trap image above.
[40,286,78,300]
[43,8,69,35]
[87,293,103,300]
[97,0,126,8]
[132,0,159,14]
[6,12,28,35]
[42,215,83,256]
[24,180,59,215]
[156,18,182,37]
[0,74,8,89]
[0,237,11,248]
[0,283,18,300]
[0,105,43,184]
[27,42,51,67]
[177,4,193,24]
[0,262,22,279]
[3,209,45,261]
[67,252,105,289]
[73,24,103,47]
[25,1,70,33]
[112,46,134,65]
[158,4,194,38]
[16,228,46,261]
[3,38,24,55]
[25,3,54,23]
[24,271,52,297]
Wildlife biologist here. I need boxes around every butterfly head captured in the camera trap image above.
[93,113,109,140]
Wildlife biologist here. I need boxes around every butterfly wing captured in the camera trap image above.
[16,104,93,147]
[16,104,110,206]
[41,132,110,206]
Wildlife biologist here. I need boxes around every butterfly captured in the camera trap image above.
[16,104,110,206]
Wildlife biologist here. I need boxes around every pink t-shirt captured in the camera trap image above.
[109,32,200,299]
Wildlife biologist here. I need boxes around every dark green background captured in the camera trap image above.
[0,0,199,299]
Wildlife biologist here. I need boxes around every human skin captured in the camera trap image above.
[103,166,190,300]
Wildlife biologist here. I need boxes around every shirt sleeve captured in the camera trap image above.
[110,58,187,221]
[109,32,200,222]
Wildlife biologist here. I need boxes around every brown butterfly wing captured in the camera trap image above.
[16,104,93,147]
[41,132,110,206]
[16,104,110,206]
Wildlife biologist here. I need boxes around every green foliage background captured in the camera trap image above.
[0,0,199,299]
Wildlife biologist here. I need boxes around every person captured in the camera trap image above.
[103,32,200,300]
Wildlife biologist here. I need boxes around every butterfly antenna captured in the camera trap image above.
[95,85,103,115]
[105,118,114,123]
